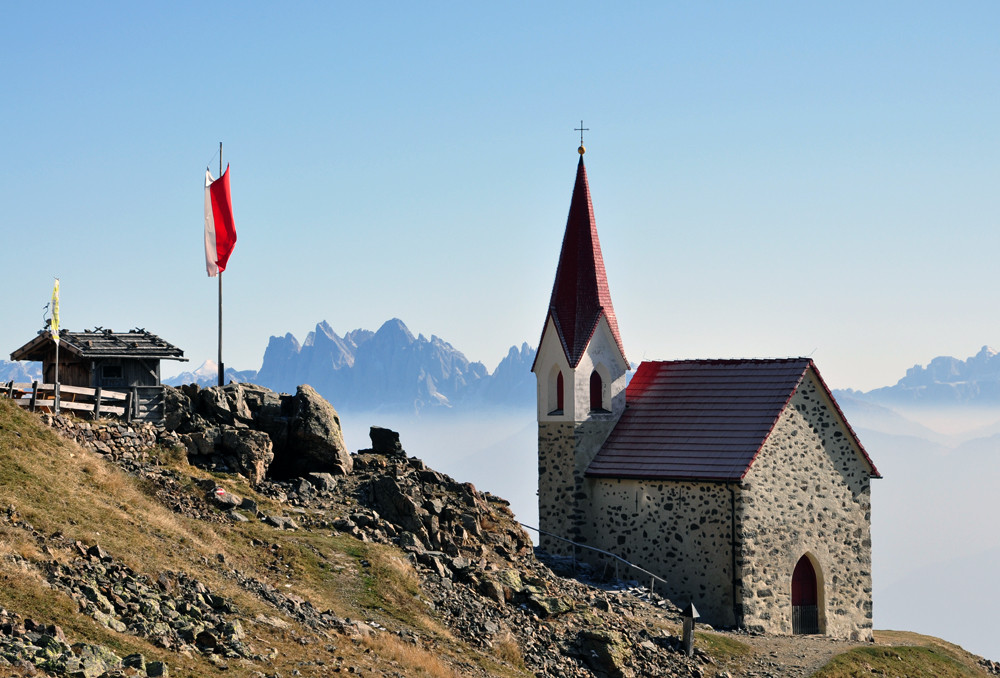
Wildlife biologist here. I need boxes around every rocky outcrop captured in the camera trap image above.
[16,402,737,678]
[0,606,165,678]
[244,428,707,678]
[365,425,404,456]
[47,544,254,660]
[164,382,350,483]
[278,384,351,477]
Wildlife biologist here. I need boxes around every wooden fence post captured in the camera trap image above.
[29,381,38,411]
[94,386,102,420]
[124,391,133,423]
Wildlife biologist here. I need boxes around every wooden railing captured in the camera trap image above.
[2,381,130,420]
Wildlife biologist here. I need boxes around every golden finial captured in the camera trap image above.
[575,120,589,155]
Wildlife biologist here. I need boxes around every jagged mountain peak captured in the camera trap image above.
[845,345,1000,407]
[374,317,416,343]
[315,320,338,339]
[252,319,535,413]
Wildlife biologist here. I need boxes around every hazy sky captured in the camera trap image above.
[3,2,998,391]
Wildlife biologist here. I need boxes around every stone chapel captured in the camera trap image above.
[532,147,880,640]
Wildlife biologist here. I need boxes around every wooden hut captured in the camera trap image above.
[10,327,186,421]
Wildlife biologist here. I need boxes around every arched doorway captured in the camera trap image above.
[791,555,820,634]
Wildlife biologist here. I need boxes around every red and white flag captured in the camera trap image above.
[204,165,237,277]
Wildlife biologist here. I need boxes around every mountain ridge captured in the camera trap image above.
[835,345,1000,408]
[253,318,535,413]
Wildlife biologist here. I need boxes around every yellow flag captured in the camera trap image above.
[51,278,60,345]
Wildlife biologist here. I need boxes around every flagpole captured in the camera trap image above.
[54,328,60,413]
[218,141,224,387]
[52,278,60,414]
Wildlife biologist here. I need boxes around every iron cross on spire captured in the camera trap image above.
[575,120,589,155]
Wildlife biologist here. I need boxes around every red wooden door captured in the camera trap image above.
[792,556,819,633]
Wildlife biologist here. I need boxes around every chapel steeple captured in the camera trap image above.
[534,146,630,555]
[537,154,626,369]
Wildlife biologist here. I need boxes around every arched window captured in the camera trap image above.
[590,370,604,412]
[547,368,565,415]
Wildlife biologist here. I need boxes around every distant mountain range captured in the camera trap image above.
[834,345,1000,407]
[10,331,1000,415]
[254,318,536,413]
[162,360,258,389]
[0,360,41,383]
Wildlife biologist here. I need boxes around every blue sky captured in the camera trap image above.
[3,2,999,390]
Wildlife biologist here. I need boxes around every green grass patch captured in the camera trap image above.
[813,645,986,677]
[695,631,754,664]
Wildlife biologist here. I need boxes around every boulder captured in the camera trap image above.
[198,387,234,426]
[179,427,222,457]
[161,387,192,432]
[369,426,404,456]
[68,643,123,678]
[370,476,424,533]
[220,428,274,485]
[271,385,351,478]
[305,472,338,492]
[237,383,284,418]
[221,384,254,425]
[146,660,170,677]
[209,488,242,509]
[576,630,633,678]
[529,594,574,617]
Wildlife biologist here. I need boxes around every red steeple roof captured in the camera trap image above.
[538,156,626,368]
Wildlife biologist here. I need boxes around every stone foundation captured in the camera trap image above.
[38,413,180,462]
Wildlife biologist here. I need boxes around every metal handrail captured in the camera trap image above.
[520,522,668,597]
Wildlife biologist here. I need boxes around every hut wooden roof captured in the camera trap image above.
[11,328,186,362]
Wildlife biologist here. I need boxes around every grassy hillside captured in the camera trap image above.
[0,399,496,677]
[0,397,995,678]
[810,631,996,678]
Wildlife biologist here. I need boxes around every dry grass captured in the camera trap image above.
[361,633,461,677]
[0,403,212,573]
[493,630,527,670]
[0,400,529,677]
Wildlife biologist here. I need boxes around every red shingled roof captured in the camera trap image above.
[534,156,625,369]
[586,358,879,481]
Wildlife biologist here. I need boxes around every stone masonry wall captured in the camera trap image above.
[37,413,180,463]
[537,421,575,554]
[739,371,874,640]
[537,419,617,555]
[579,479,736,626]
